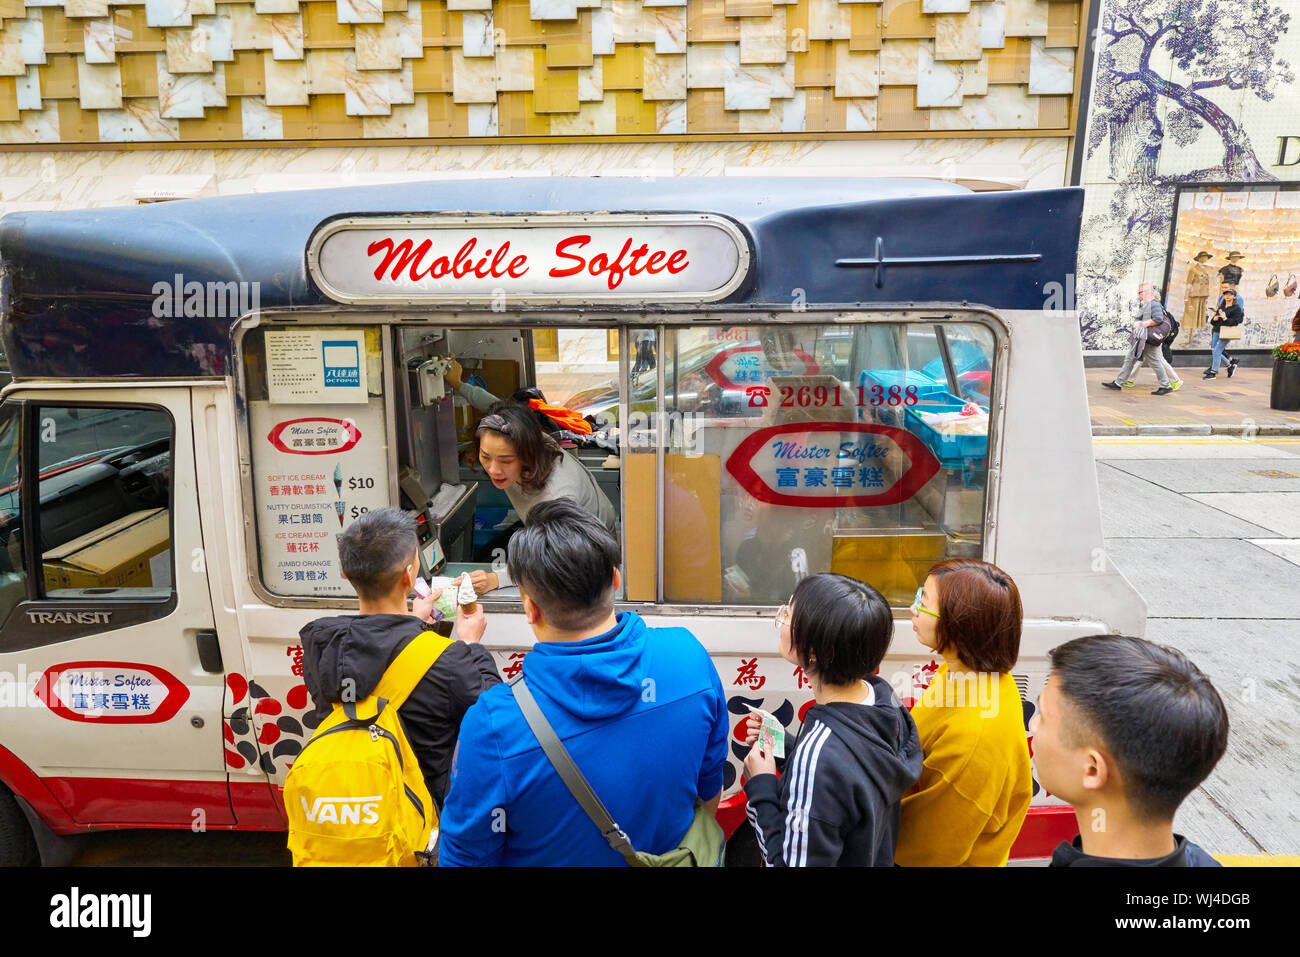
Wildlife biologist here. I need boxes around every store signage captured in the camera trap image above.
[307,215,750,304]
[267,417,363,456]
[727,423,941,508]
[1276,136,1300,166]
[35,662,190,724]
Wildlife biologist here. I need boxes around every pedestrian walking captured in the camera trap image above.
[1205,288,1243,379]
[1102,284,1182,395]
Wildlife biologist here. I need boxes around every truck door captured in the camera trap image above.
[0,387,238,827]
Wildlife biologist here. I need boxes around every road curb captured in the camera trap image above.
[1091,423,1300,437]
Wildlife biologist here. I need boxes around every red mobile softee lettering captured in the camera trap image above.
[550,235,690,290]
[367,237,529,283]
[727,423,941,509]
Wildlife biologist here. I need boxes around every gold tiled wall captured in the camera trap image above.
[0,0,1082,143]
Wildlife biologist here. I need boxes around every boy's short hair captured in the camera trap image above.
[337,507,416,602]
[507,498,619,632]
[928,559,1021,673]
[789,573,892,686]
[1048,635,1229,822]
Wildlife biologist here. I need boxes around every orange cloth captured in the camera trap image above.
[528,398,592,435]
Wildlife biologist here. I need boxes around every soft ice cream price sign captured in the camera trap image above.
[704,344,819,389]
[35,662,189,724]
[250,400,390,597]
[727,423,941,508]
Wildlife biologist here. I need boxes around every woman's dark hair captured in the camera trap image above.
[928,559,1021,673]
[789,573,893,686]
[1048,635,1229,823]
[471,401,561,494]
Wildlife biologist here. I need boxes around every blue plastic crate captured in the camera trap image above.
[904,395,989,469]
[859,369,948,402]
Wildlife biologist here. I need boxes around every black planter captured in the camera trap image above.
[1271,358,1300,411]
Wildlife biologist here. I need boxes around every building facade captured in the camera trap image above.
[0,1,1089,206]
[1078,0,1300,352]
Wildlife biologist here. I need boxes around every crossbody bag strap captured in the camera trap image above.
[510,673,639,864]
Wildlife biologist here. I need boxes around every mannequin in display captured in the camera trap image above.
[1181,251,1213,345]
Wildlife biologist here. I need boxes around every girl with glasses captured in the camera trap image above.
[895,560,1032,866]
[741,573,922,866]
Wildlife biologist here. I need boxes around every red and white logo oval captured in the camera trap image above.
[726,423,941,508]
[267,418,362,456]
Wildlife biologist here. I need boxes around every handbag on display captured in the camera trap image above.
[1266,273,1280,297]
[1285,273,1298,297]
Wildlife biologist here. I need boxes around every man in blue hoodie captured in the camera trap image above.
[438,498,729,866]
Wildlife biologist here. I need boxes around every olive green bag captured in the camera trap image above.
[511,675,725,867]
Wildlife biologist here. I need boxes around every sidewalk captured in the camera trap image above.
[1088,366,1300,435]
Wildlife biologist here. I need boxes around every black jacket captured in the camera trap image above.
[1050,834,1221,867]
[1211,303,1243,327]
[743,675,923,866]
[300,614,501,810]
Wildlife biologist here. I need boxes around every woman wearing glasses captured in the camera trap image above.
[893,560,1032,866]
[462,400,619,595]
[741,573,923,866]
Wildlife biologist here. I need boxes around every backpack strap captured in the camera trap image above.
[510,673,640,865]
[374,630,455,712]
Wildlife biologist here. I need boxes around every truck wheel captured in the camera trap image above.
[0,785,39,866]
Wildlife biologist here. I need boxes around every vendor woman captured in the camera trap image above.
[447,360,620,595]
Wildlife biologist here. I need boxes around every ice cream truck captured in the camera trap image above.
[0,178,1144,865]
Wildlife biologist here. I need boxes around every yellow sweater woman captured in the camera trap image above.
[894,560,1032,866]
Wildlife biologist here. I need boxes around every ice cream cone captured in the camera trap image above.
[457,574,478,614]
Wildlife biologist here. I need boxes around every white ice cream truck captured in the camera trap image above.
[0,177,1143,864]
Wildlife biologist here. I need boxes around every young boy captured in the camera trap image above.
[743,573,922,866]
[1030,634,1227,866]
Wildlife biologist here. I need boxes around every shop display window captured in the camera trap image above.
[1165,184,1300,349]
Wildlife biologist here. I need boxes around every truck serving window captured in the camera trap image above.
[34,405,175,601]
[242,324,624,601]
[633,321,996,609]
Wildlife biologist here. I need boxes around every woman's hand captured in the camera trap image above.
[445,358,463,389]
[743,712,761,746]
[743,739,778,781]
[468,569,499,595]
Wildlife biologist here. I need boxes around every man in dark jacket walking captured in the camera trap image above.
[300,508,500,810]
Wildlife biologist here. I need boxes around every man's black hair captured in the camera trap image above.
[507,498,619,631]
[789,573,893,686]
[337,507,417,602]
[1048,635,1229,822]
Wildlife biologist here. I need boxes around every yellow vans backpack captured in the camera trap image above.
[286,631,453,867]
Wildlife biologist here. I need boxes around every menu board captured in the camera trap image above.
[249,398,390,597]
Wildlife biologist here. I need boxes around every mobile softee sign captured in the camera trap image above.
[307,214,751,304]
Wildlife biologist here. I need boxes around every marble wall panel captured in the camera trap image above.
[270,13,305,60]
[77,57,123,107]
[739,10,786,65]
[1027,38,1071,94]
[21,16,47,67]
[934,8,980,60]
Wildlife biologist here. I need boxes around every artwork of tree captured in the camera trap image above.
[1076,0,1293,348]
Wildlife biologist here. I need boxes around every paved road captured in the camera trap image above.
[1096,433,1300,856]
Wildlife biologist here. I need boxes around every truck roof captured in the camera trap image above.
[0,177,1082,379]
